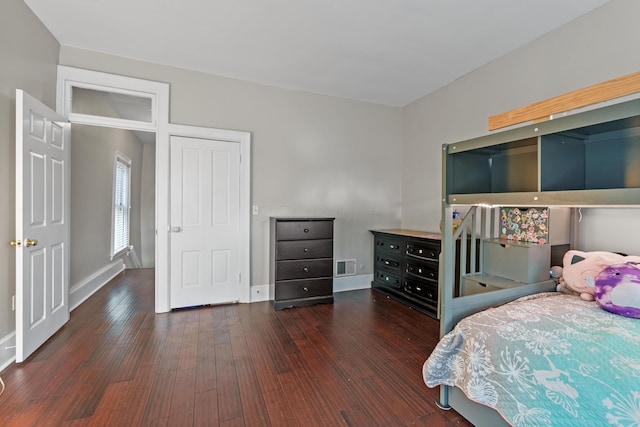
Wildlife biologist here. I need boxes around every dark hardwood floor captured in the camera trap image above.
[0,269,472,426]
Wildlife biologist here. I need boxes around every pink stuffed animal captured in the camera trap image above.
[559,250,640,301]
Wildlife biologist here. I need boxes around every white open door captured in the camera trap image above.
[14,90,70,362]
[170,135,241,308]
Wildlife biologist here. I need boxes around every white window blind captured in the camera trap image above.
[111,152,131,258]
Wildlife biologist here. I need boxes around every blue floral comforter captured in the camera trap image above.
[423,292,640,427]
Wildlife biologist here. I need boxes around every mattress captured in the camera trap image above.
[423,292,640,426]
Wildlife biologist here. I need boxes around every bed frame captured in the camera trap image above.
[436,95,640,426]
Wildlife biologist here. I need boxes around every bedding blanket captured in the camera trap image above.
[423,293,640,427]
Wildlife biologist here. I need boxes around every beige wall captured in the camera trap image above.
[59,47,404,287]
[401,0,640,255]
[0,0,59,341]
[140,142,156,268]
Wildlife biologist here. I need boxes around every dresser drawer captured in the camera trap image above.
[405,258,438,281]
[406,240,440,260]
[276,220,333,241]
[375,253,400,269]
[277,239,333,260]
[275,278,333,300]
[374,268,401,289]
[374,236,403,255]
[483,239,550,283]
[276,259,333,281]
[460,276,500,296]
[404,277,438,303]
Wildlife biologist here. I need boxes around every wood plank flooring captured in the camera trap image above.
[0,269,472,426]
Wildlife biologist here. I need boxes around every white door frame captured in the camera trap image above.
[56,66,172,312]
[168,124,251,304]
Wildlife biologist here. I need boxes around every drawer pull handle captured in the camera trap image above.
[384,260,390,265]
[418,249,423,254]
[304,248,309,252]
[304,228,310,233]
[303,287,309,292]
[303,267,310,273]
[416,286,422,291]
[389,245,395,249]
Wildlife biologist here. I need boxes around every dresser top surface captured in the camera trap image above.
[371,229,442,240]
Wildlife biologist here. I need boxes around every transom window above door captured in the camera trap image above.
[71,86,153,123]
[57,66,161,133]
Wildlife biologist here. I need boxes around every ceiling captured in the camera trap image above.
[24,0,610,107]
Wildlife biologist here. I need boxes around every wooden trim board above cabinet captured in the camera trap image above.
[489,71,640,131]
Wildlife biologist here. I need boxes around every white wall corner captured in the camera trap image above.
[333,274,373,293]
[251,285,270,303]
[0,331,16,373]
[70,260,125,311]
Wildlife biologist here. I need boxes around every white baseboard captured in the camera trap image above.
[251,274,373,303]
[0,332,16,373]
[334,274,373,293]
[70,260,125,311]
[251,285,270,302]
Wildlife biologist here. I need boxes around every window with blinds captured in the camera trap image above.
[111,152,131,258]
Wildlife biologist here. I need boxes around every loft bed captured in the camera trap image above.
[423,94,640,427]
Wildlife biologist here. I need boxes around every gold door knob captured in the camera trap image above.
[9,240,22,247]
[25,239,38,247]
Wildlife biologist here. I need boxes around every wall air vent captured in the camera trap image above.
[336,259,357,276]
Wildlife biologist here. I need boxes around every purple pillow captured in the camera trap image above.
[594,263,640,318]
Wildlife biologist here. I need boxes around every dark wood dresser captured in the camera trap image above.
[270,217,335,310]
[370,229,442,317]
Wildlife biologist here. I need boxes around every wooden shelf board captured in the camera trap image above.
[489,71,640,131]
